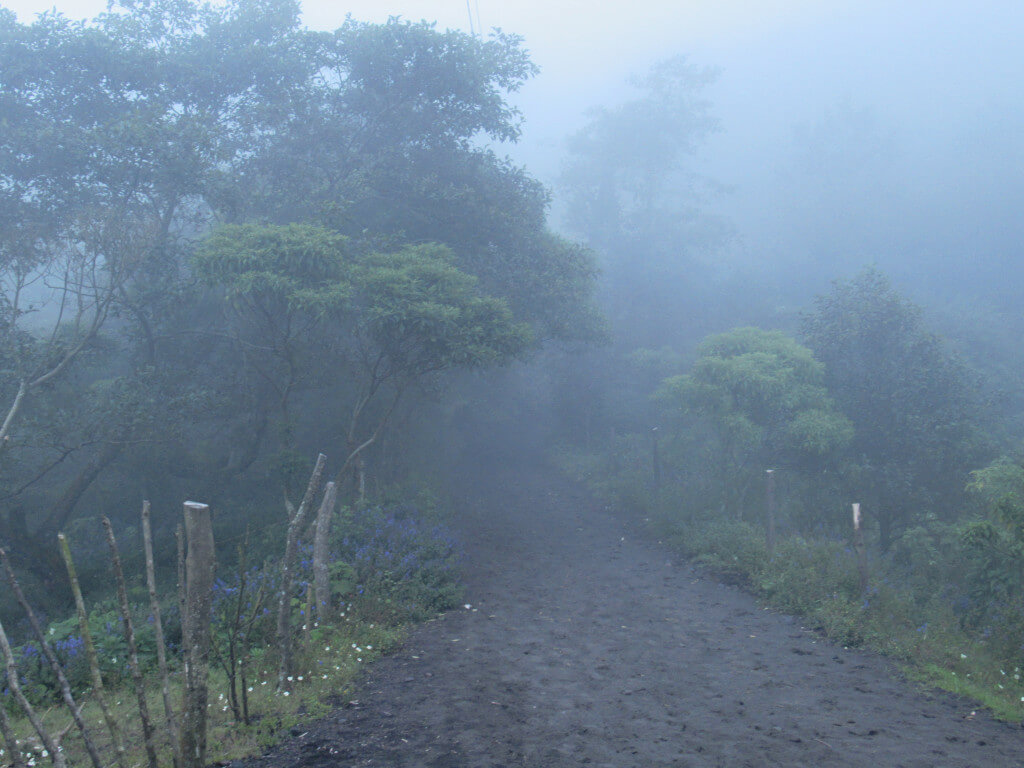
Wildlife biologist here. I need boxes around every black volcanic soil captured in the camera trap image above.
[243,462,1024,767]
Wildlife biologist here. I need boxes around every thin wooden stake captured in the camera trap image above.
[176,523,190,660]
[651,427,662,492]
[852,502,869,594]
[312,481,338,619]
[304,582,314,646]
[143,501,182,768]
[765,469,777,558]
[0,548,104,768]
[103,517,159,768]
[0,610,67,768]
[276,453,327,691]
[58,533,128,768]
[0,680,27,768]
[180,501,216,768]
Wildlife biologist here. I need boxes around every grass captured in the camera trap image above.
[1,601,407,767]
[552,444,1024,724]
[2,495,464,767]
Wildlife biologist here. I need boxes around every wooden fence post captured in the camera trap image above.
[59,533,128,768]
[180,501,216,768]
[0,699,23,768]
[103,518,159,768]
[142,501,182,768]
[651,427,661,492]
[765,469,777,558]
[313,481,338,620]
[276,454,327,691]
[0,599,67,768]
[852,502,869,593]
[1,547,104,768]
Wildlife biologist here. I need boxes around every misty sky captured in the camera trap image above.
[6,0,1023,302]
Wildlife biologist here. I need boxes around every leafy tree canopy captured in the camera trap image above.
[658,327,852,467]
[801,268,987,547]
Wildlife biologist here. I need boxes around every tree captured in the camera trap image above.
[801,268,986,549]
[959,458,1024,632]
[559,56,722,260]
[238,17,601,345]
[0,0,600,591]
[194,224,531,500]
[0,0,309,566]
[656,327,852,515]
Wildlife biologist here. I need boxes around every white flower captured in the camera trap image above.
[283,691,290,697]
[367,645,372,650]
[297,676,304,682]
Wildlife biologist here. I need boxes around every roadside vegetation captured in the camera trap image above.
[547,60,1024,724]
[1,495,463,767]
[552,290,1024,721]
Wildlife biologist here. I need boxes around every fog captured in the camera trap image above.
[6,0,1024,753]
[9,0,1021,309]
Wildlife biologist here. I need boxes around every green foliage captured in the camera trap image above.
[654,327,851,520]
[0,0,600,594]
[958,457,1024,658]
[658,327,851,464]
[353,243,532,376]
[195,224,352,314]
[802,268,987,548]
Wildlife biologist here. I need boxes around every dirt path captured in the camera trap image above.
[247,464,1024,767]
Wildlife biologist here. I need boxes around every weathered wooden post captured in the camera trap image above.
[0,579,67,768]
[103,518,159,768]
[765,469,777,558]
[651,426,662,492]
[142,501,182,768]
[180,501,216,768]
[276,453,327,691]
[59,533,128,768]
[0,700,23,768]
[852,502,869,593]
[313,481,338,619]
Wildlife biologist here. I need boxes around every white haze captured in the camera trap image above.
[6,0,1023,307]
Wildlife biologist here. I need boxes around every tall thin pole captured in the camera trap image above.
[765,469,777,558]
[852,502,869,593]
[465,0,476,36]
[651,426,662,492]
